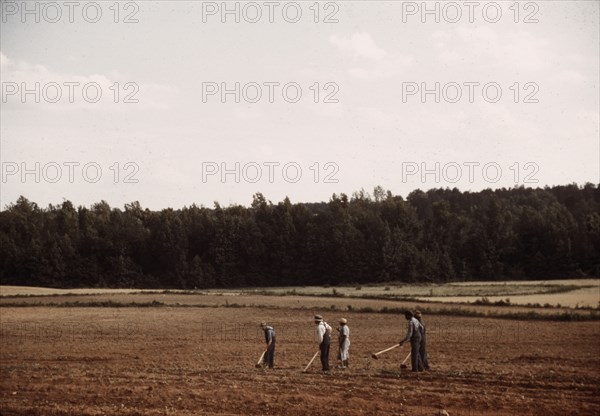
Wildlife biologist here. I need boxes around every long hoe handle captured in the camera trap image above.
[257,350,266,366]
[371,343,400,359]
[303,351,320,372]
[401,351,411,365]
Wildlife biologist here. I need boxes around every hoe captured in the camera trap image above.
[302,351,320,372]
[371,343,401,359]
[371,344,411,369]
[255,350,266,368]
[400,352,411,369]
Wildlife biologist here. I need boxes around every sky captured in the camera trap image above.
[1,0,599,209]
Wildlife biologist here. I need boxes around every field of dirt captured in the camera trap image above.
[1,294,599,415]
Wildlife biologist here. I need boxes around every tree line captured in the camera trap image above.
[1,184,598,289]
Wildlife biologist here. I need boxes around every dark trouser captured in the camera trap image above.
[410,336,423,372]
[420,335,429,369]
[320,340,330,370]
[265,342,275,368]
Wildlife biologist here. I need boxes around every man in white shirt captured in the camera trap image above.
[399,310,423,372]
[314,315,332,371]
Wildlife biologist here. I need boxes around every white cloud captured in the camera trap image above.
[434,28,550,72]
[0,53,178,111]
[330,33,413,80]
[330,32,387,61]
[356,106,398,128]
[552,69,586,83]
[306,102,345,118]
[233,106,262,120]
[347,55,414,80]
[0,52,10,70]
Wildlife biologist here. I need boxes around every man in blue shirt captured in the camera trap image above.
[399,310,423,372]
[260,322,276,369]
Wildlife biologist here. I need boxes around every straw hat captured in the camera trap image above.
[314,315,323,322]
[339,318,347,324]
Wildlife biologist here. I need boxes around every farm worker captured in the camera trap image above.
[314,315,332,371]
[414,310,430,370]
[399,310,423,372]
[260,322,276,369]
[336,318,350,369]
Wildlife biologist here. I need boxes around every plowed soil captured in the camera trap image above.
[1,298,599,415]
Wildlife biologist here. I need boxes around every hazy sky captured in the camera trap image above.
[1,0,598,209]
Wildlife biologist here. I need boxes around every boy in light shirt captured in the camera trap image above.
[337,318,350,369]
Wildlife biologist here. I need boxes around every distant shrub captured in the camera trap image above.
[473,297,511,307]
[474,297,491,305]
[222,302,245,308]
[331,288,345,297]
[494,298,511,307]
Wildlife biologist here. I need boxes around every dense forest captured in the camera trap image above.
[1,184,599,289]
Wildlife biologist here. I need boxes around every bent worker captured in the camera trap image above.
[337,318,350,369]
[414,310,429,370]
[399,310,423,372]
[314,315,332,371]
[260,322,276,369]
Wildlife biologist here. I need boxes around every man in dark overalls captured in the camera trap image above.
[314,315,332,371]
[260,322,276,369]
[399,310,423,372]
[414,310,430,370]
